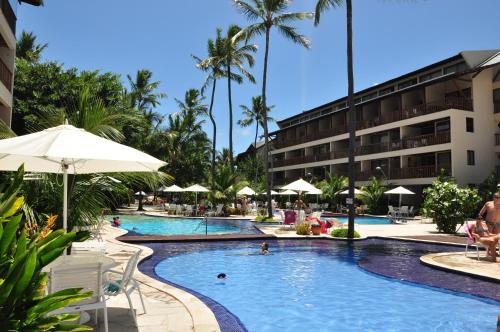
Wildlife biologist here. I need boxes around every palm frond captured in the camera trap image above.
[314,0,343,25]
[0,119,17,138]
[276,24,311,48]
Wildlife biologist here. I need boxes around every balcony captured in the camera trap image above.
[495,102,500,114]
[1,0,16,35]
[496,134,500,146]
[334,131,451,158]
[272,152,332,168]
[356,164,451,181]
[274,98,471,149]
[0,56,11,90]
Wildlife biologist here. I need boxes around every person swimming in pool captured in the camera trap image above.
[260,242,270,254]
[217,273,226,280]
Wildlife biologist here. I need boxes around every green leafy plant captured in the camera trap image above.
[422,178,480,233]
[295,223,311,235]
[0,166,92,331]
[359,177,387,214]
[254,216,274,222]
[317,173,348,212]
[331,228,360,238]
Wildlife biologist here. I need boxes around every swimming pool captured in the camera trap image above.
[115,215,260,235]
[322,215,391,225]
[144,239,500,331]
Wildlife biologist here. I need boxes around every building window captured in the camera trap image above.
[466,117,474,132]
[419,70,441,83]
[494,89,500,113]
[398,78,418,90]
[443,61,468,75]
[467,150,475,165]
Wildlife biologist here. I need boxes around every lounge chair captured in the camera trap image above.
[104,250,146,326]
[399,206,409,218]
[360,205,368,214]
[283,210,297,228]
[175,205,184,216]
[408,206,415,217]
[184,205,194,216]
[49,262,108,332]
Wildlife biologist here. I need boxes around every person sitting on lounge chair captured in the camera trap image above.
[470,219,500,261]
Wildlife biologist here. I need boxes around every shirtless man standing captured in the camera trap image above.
[478,193,500,235]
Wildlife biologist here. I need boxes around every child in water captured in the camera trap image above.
[260,242,270,254]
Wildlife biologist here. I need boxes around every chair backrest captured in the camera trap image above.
[464,222,476,242]
[388,206,394,212]
[121,250,142,289]
[400,206,409,213]
[216,204,224,213]
[50,262,104,305]
[284,210,297,224]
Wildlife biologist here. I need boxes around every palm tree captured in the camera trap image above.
[317,173,348,212]
[175,89,207,117]
[238,96,274,183]
[16,31,47,62]
[127,69,167,114]
[233,0,313,218]
[359,177,387,214]
[221,25,257,174]
[192,28,226,190]
[315,0,356,237]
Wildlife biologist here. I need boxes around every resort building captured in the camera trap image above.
[0,0,41,126]
[269,50,500,203]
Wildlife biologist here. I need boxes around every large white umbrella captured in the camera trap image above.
[281,178,319,195]
[237,186,256,196]
[162,184,184,192]
[134,191,147,196]
[260,190,279,195]
[183,184,210,214]
[384,186,415,207]
[0,124,166,230]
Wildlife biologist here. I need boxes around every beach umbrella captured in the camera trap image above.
[384,186,415,207]
[183,184,210,214]
[281,178,319,195]
[134,191,147,196]
[237,186,256,196]
[0,124,166,230]
[162,184,184,192]
[260,190,279,195]
[279,189,297,203]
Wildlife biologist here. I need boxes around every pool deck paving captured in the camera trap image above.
[87,224,220,332]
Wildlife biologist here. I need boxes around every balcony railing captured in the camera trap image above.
[0,56,12,91]
[272,152,332,168]
[496,134,500,146]
[356,164,451,181]
[1,0,16,35]
[273,98,471,149]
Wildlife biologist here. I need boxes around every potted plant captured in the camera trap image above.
[310,223,322,235]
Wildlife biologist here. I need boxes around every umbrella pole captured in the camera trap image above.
[195,192,198,216]
[63,164,68,231]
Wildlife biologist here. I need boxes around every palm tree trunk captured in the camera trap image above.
[346,0,356,238]
[262,28,273,218]
[227,64,234,174]
[254,122,259,185]
[208,79,217,191]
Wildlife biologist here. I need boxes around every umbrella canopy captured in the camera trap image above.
[281,178,319,194]
[0,124,166,230]
[340,188,365,195]
[134,191,147,196]
[384,186,415,195]
[279,189,297,195]
[260,190,279,195]
[183,184,209,192]
[237,186,256,196]
[306,187,323,195]
[384,186,415,207]
[162,184,184,192]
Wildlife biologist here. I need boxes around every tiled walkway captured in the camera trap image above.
[87,224,220,332]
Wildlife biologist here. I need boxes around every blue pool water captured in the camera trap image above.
[154,241,499,331]
[115,215,259,235]
[322,215,391,225]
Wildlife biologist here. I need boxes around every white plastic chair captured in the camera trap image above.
[176,205,183,215]
[184,205,194,216]
[49,262,108,332]
[104,250,146,326]
[388,206,396,217]
[399,206,409,218]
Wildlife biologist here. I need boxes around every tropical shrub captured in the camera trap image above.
[331,228,361,238]
[296,223,311,235]
[317,173,348,212]
[422,178,480,233]
[359,177,387,214]
[0,166,92,331]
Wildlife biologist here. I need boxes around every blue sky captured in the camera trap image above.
[16,0,500,154]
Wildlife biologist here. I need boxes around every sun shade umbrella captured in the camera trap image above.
[162,184,184,192]
[384,186,415,207]
[183,184,210,215]
[134,191,147,196]
[0,124,166,230]
[260,190,279,195]
[281,178,319,195]
[237,186,256,196]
